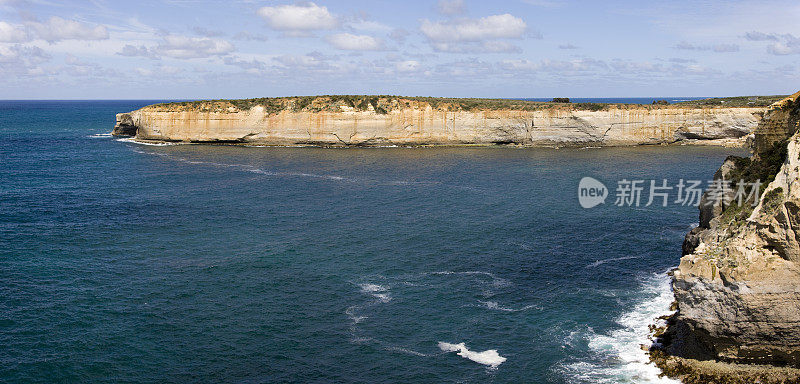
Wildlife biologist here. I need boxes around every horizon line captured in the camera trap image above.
[0,95,760,102]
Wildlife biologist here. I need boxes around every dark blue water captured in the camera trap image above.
[1,101,744,383]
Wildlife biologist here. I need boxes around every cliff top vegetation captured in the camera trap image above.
[145,94,786,114]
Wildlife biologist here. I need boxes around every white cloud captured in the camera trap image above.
[0,44,50,64]
[118,35,235,59]
[421,14,526,43]
[674,41,739,53]
[396,60,420,72]
[0,21,28,42]
[608,60,663,73]
[420,14,527,53]
[743,31,780,42]
[157,35,234,59]
[521,0,563,7]
[767,36,800,55]
[744,32,800,55]
[224,56,271,72]
[134,67,153,76]
[232,31,269,42]
[61,54,120,77]
[389,28,409,43]
[0,17,108,43]
[133,64,185,78]
[433,58,493,77]
[432,40,520,53]
[0,44,51,76]
[609,59,720,77]
[28,17,109,42]
[667,57,697,64]
[257,2,338,32]
[346,20,392,33]
[118,44,152,57]
[192,26,224,37]
[325,33,383,51]
[501,58,607,72]
[481,41,521,53]
[437,0,466,16]
[273,52,334,69]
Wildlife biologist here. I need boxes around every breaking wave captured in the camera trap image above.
[438,342,506,368]
[357,283,391,303]
[344,271,522,365]
[556,272,679,383]
[116,137,182,146]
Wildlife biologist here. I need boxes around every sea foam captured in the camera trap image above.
[117,137,181,146]
[477,300,539,312]
[586,255,641,268]
[438,342,506,368]
[559,272,680,383]
[358,283,391,303]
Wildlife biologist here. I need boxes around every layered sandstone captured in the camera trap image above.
[112,96,767,147]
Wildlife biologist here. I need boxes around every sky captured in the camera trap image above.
[1,0,799,99]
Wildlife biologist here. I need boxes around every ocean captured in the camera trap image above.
[0,100,746,383]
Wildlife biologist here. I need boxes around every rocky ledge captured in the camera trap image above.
[653,91,800,383]
[112,95,776,147]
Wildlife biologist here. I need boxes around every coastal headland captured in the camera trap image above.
[653,91,800,383]
[112,95,784,147]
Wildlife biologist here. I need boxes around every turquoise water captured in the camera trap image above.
[1,101,745,383]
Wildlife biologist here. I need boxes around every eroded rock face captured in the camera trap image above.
[114,101,765,146]
[669,91,800,367]
[112,113,136,136]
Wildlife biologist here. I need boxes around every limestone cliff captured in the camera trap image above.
[112,96,768,147]
[654,91,800,383]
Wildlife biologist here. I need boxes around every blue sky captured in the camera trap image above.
[1,0,799,99]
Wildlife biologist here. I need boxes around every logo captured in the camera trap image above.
[578,177,608,208]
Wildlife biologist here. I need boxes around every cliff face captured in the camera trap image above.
[113,97,765,147]
[665,91,800,370]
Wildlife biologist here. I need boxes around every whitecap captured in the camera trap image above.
[586,255,641,268]
[438,342,506,368]
[358,283,391,303]
[358,283,387,293]
[384,345,429,357]
[344,305,367,324]
[477,300,539,312]
[558,272,680,383]
[248,169,279,176]
[87,133,113,138]
[117,137,181,146]
[287,172,349,181]
[128,147,353,182]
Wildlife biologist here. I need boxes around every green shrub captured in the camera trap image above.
[762,187,785,215]
[573,102,605,111]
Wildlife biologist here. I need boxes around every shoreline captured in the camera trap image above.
[648,91,800,383]
[115,136,749,149]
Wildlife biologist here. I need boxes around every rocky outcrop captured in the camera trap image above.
[113,113,137,136]
[111,96,766,147]
[656,91,800,381]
